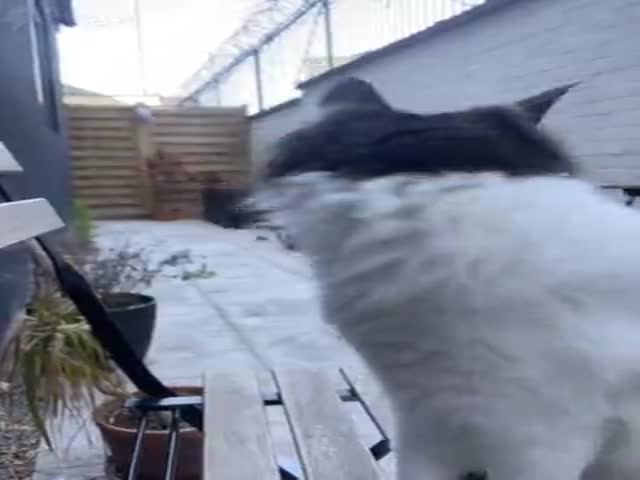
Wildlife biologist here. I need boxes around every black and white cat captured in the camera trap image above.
[254,78,640,480]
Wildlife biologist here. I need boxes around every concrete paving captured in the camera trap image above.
[33,220,394,479]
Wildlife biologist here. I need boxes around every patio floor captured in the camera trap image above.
[33,220,394,479]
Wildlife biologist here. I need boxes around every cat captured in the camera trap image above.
[253,77,640,480]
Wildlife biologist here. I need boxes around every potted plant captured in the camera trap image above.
[94,385,203,480]
[0,261,126,453]
[1,262,204,480]
[77,245,197,360]
[83,245,211,479]
[146,150,203,221]
[62,204,208,360]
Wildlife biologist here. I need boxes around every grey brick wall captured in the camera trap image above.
[250,0,640,185]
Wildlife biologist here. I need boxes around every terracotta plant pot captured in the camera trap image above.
[94,386,203,480]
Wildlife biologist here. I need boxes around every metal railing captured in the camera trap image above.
[180,0,486,114]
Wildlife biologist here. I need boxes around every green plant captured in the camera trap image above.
[0,262,125,450]
[78,242,214,296]
[0,242,214,451]
[70,200,94,247]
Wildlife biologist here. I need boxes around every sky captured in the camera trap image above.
[58,0,481,104]
[58,0,258,96]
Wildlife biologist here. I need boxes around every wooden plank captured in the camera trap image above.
[71,149,136,159]
[73,177,140,188]
[151,124,247,136]
[67,108,132,120]
[87,205,146,219]
[153,105,245,116]
[72,159,136,170]
[153,116,246,127]
[185,165,249,174]
[0,199,64,249]
[204,369,279,480]
[0,142,22,172]
[276,369,383,480]
[154,135,241,146]
[70,137,135,150]
[340,368,395,441]
[155,144,242,155]
[80,197,140,207]
[69,129,134,140]
[73,186,140,198]
[72,170,137,180]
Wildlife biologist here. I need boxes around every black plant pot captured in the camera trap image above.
[102,293,156,360]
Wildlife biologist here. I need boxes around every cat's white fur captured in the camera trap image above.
[256,172,640,480]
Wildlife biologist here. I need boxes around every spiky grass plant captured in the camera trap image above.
[0,263,125,450]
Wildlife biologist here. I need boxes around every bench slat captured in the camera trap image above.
[276,369,383,480]
[204,369,280,480]
[0,199,64,249]
[341,368,395,440]
[0,142,21,172]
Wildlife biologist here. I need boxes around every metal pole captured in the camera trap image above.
[133,0,148,96]
[253,49,264,111]
[323,0,334,69]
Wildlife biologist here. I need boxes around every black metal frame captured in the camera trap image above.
[121,380,391,480]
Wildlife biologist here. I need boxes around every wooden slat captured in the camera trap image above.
[151,124,246,136]
[155,105,245,114]
[68,119,132,130]
[71,149,136,159]
[73,177,140,188]
[74,186,140,198]
[73,170,137,180]
[341,369,395,440]
[0,142,22,172]
[88,205,146,219]
[0,199,64,248]
[155,135,241,145]
[70,137,135,149]
[153,116,246,127]
[72,158,136,170]
[156,144,242,155]
[204,369,279,480]
[80,197,140,207]
[67,108,132,120]
[276,369,383,480]
[69,129,134,140]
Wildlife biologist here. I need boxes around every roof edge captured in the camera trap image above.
[249,97,302,120]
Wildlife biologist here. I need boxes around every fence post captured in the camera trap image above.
[322,0,334,69]
[253,49,264,111]
[132,103,156,217]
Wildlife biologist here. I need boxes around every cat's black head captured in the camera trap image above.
[262,77,578,180]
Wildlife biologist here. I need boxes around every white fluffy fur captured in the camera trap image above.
[256,172,640,480]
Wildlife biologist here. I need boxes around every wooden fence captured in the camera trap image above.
[67,104,249,220]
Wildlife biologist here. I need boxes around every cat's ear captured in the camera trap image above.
[515,82,579,124]
[319,77,392,111]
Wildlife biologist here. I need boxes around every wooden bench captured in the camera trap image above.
[203,367,394,480]
[0,141,64,352]
[0,142,64,250]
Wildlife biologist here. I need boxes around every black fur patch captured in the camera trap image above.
[261,78,577,180]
